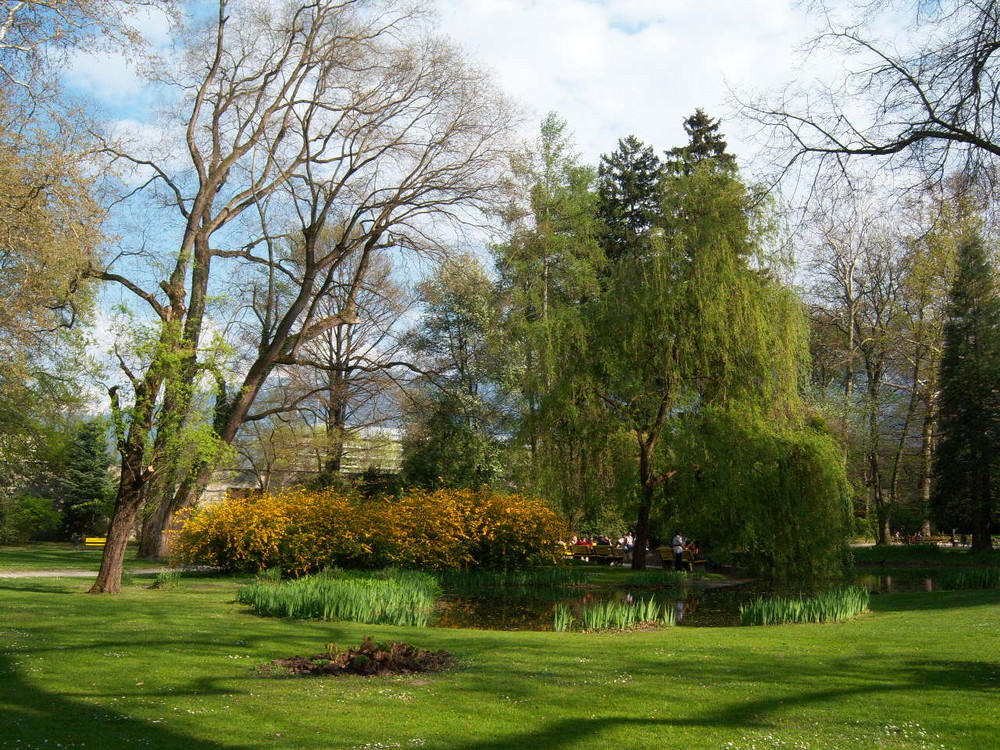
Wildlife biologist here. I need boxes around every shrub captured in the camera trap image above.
[172,487,566,574]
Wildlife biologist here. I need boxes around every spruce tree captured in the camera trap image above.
[596,135,662,262]
[664,109,738,177]
[59,420,112,539]
[931,234,1000,550]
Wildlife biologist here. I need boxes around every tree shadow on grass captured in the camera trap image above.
[441,655,998,750]
[0,652,240,750]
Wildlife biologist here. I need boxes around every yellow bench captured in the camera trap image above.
[656,546,707,571]
[84,537,107,549]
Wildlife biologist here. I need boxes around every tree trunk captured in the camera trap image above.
[89,461,149,593]
[632,484,652,571]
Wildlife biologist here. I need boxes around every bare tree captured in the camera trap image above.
[742,2,1000,190]
[90,0,516,591]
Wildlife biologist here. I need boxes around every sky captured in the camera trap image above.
[66,0,840,174]
[433,0,825,168]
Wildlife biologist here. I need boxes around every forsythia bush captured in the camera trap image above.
[172,487,566,575]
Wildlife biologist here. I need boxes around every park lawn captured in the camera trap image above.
[0,575,997,750]
[0,542,152,572]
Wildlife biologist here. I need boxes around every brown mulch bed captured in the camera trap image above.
[256,637,456,678]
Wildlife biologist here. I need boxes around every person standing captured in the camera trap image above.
[672,532,685,571]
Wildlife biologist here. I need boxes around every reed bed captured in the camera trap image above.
[739,586,870,626]
[555,597,676,632]
[938,568,1000,590]
[236,569,441,627]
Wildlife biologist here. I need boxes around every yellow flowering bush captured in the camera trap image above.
[172,487,566,573]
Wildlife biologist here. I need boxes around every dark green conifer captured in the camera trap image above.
[931,233,1000,550]
[664,109,738,177]
[596,135,662,261]
[59,420,112,538]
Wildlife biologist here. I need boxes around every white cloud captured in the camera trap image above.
[436,0,825,165]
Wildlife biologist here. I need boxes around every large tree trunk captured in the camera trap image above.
[89,457,151,593]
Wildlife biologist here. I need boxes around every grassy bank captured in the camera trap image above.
[1,572,997,749]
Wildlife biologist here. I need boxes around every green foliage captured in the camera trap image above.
[236,569,441,627]
[152,570,181,589]
[663,109,738,177]
[402,254,513,489]
[0,495,61,543]
[931,232,1000,548]
[665,411,852,579]
[938,568,1000,590]
[572,596,675,631]
[596,134,662,261]
[739,587,870,626]
[57,420,112,537]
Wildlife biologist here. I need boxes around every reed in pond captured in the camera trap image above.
[939,568,1000,590]
[739,586,870,626]
[236,569,441,627]
[562,597,675,631]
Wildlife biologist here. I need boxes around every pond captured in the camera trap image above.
[432,568,949,631]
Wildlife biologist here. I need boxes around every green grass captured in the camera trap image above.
[1,571,997,749]
[0,542,153,572]
[852,544,1000,567]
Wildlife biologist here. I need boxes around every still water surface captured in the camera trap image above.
[433,569,942,631]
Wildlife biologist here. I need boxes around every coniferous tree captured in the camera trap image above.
[596,135,662,261]
[58,420,112,539]
[931,233,1000,550]
[664,109,738,177]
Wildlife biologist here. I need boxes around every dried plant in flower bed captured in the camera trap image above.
[256,637,456,678]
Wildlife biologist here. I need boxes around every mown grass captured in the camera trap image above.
[0,542,151,571]
[851,544,1000,567]
[1,571,997,750]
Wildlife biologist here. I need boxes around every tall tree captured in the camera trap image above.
[932,232,1000,550]
[58,420,112,538]
[493,114,604,521]
[664,108,737,177]
[596,135,662,262]
[402,253,511,489]
[90,0,515,592]
[559,115,847,573]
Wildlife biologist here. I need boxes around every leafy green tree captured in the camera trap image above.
[931,232,1000,550]
[58,420,113,538]
[556,115,849,574]
[401,254,511,489]
[493,114,605,520]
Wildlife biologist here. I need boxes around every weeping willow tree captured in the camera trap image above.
[557,156,851,575]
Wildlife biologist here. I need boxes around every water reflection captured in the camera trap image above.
[434,585,747,630]
[432,569,945,631]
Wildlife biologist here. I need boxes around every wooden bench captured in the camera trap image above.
[84,537,107,549]
[656,546,707,571]
[568,543,625,565]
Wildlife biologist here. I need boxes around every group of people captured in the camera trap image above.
[567,531,705,570]
[568,533,635,551]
